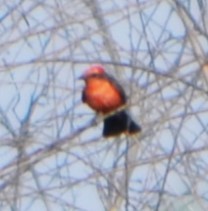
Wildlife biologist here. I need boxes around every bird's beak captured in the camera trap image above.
[78,75,84,80]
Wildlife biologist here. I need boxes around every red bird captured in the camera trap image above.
[80,64,141,137]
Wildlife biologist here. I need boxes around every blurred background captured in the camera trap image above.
[0,0,208,210]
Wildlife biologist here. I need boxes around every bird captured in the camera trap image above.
[79,64,141,137]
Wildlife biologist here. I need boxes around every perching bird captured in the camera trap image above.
[80,64,141,137]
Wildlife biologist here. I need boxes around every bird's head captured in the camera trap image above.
[79,64,105,80]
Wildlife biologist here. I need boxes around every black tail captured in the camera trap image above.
[103,111,141,137]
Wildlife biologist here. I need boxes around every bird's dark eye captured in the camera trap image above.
[91,73,99,78]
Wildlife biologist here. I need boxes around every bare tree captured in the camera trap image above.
[0,0,207,210]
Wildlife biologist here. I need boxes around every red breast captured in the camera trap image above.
[84,77,125,113]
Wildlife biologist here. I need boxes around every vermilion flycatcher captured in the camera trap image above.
[80,64,141,137]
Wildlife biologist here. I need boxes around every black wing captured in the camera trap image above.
[81,90,86,103]
[105,74,127,104]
